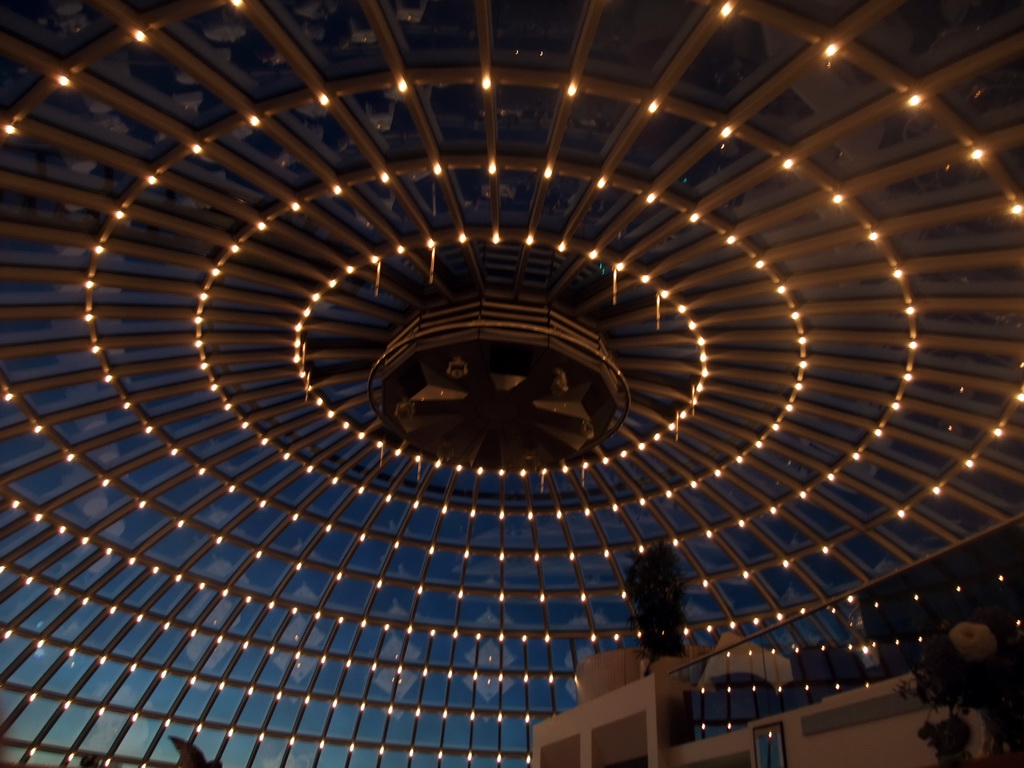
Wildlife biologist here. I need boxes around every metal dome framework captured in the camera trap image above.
[0,0,1023,767]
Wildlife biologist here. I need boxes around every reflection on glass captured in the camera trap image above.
[753,722,785,768]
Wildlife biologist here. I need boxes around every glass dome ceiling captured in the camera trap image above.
[1,0,1023,766]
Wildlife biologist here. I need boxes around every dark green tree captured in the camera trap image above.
[625,540,687,671]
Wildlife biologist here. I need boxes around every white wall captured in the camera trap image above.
[663,677,987,767]
[537,668,989,768]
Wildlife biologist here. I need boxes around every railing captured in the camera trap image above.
[666,519,1024,741]
[672,636,915,740]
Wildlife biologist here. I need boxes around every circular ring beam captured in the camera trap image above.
[0,2,1023,768]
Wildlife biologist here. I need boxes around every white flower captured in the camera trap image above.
[949,621,997,662]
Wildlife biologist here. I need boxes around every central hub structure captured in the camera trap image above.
[369,300,629,471]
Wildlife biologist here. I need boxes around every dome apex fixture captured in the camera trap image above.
[369,300,629,471]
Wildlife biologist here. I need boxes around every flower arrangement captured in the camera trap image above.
[901,606,1024,758]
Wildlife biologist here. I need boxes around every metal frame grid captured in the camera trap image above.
[1,1,1023,767]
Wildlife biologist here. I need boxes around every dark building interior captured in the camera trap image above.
[1,1,1023,767]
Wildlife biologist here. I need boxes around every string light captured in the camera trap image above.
[2,26,1016,767]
